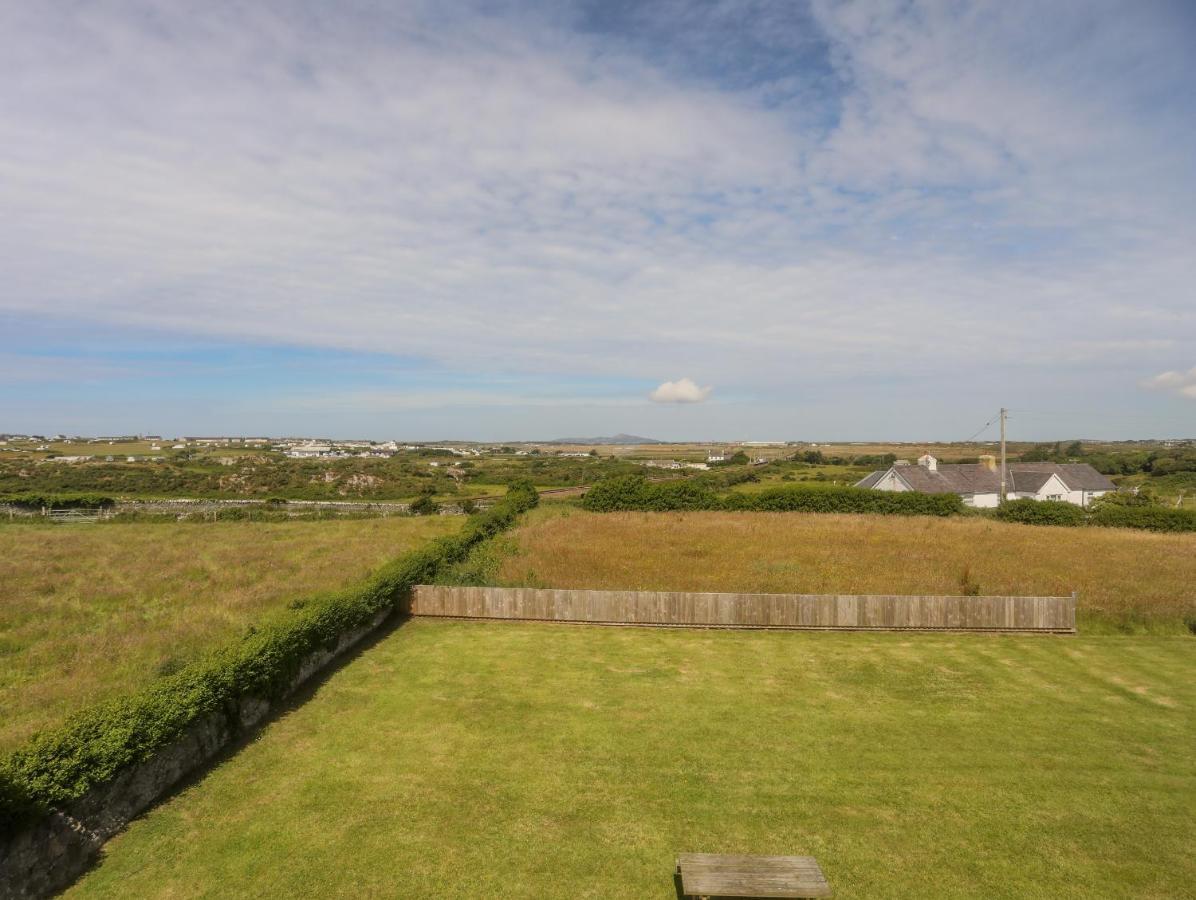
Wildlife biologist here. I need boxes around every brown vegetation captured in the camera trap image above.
[495,508,1196,632]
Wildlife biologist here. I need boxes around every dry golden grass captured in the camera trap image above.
[495,508,1196,632]
[0,517,459,752]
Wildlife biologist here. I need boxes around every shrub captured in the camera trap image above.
[0,481,538,837]
[409,494,440,516]
[1,493,116,510]
[993,499,1087,527]
[1090,489,1157,509]
[581,475,663,511]
[1088,505,1196,533]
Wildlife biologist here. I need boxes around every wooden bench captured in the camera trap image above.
[675,853,831,899]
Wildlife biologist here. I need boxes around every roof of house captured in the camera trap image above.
[1030,463,1117,492]
[855,470,885,489]
[855,462,1114,495]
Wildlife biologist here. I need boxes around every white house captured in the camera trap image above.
[287,443,333,458]
[856,454,1115,508]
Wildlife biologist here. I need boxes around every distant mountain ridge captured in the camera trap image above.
[546,433,664,445]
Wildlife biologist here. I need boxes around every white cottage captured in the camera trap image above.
[856,454,1115,508]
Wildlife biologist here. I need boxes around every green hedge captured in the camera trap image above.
[581,476,962,516]
[0,481,539,837]
[1088,505,1196,532]
[992,498,1196,531]
[581,476,1195,533]
[721,486,962,516]
[992,499,1088,527]
[1,492,116,510]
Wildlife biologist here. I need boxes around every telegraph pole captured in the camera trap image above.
[999,407,1008,503]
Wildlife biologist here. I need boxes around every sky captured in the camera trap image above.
[2,0,1195,441]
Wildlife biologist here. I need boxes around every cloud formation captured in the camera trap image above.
[1142,367,1196,399]
[649,378,712,404]
[0,1,1194,436]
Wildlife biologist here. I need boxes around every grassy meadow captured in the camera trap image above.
[0,516,459,752]
[70,619,1196,898]
[487,508,1196,632]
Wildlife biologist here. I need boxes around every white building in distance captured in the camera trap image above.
[855,454,1115,508]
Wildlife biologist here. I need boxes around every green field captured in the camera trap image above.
[0,517,459,752]
[70,620,1195,898]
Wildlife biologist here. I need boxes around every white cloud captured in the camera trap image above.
[649,378,712,404]
[1142,367,1196,399]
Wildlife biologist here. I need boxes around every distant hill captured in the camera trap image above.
[546,433,664,445]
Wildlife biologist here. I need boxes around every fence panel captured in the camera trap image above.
[411,586,1076,633]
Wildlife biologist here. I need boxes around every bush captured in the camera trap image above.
[1088,505,1196,533]
[1,493,116,510]
[409,494,440,516]
[992,499,1087,527]
[0,481,539,837]
[1090,489,1157,509]
[991,498,1196,532]
[581,475,665,511]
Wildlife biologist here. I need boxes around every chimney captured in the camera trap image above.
[979,454,997,472]
[918,453,938,472]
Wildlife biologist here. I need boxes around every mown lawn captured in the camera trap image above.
[72,620,1194,898]
[490,508,1196,633]
[0,516,459,752]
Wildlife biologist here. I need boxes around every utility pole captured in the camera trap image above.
[999,407,1008,503]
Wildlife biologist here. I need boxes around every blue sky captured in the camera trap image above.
[2,0,1195,440]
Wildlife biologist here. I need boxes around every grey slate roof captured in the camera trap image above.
[1053,464,1118,491]
[855,470,885,489]
[856,462,1115,496]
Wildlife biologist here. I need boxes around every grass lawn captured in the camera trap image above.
[70,619,1195,898]
[489,508,1196,633]
[0,516,459,752]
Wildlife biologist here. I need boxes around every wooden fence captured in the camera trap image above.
[410,585,1076,633]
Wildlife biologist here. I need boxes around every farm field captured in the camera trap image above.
[0,516,459,752]
[489,508,1196,633]
[70,619,1196,898]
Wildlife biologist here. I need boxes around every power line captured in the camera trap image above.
[963,412,1000,443]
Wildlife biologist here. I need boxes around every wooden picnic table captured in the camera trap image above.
[675,853,831,899]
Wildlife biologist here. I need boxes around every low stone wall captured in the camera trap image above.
[0,609,392,899]
[114,498,414,516]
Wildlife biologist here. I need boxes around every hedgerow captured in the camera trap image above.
[580,476,962,516]
[992,499,1196,531]
[0,480,538,838]
[992,499,1088,527]
[580,476,1196,532]
[1088,504,1196,532]
[721,486,962,516]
